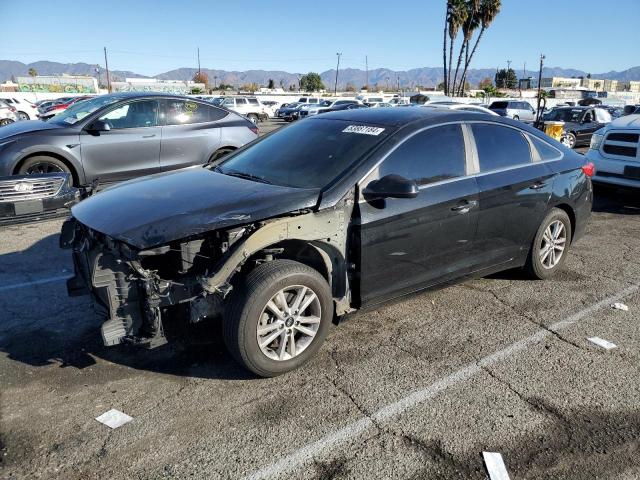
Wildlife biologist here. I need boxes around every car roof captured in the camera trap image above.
[310,107,493,127]
[94,92,207,101]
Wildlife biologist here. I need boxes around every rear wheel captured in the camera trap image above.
[0,118,14,126]
[223,260,333,377]
[208,147,235,165]
[17,156,72,181]
[17,111,30,121]
[513,115,520,121]
[247,113,258,124]
[524,208,572,279]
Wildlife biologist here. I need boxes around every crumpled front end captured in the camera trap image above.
[60,217,245,348]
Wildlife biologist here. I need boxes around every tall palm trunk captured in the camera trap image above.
[447,38,455,95]
[452,37,468,97]
[458,26,486,96]
[443,10,449,95]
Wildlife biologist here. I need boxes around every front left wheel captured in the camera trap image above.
[223,260,333,377]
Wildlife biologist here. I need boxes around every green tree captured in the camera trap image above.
[452,0,480,95]
[300,72,324,92]
[457,0,501,95]
[495,68,517,89]
[267,78,275,89]
[445,0,468,95]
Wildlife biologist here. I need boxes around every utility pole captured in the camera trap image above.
[197,47,201,75]
[506,59,512,71]
[365,55,369,90]
[397,76,400,93]
[334,52,342,95]
[536,54,546,125]
[103,47,111,93]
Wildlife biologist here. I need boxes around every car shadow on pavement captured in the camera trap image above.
[0,232,253,380]
[592,186,640,215]
[399,399,640,479]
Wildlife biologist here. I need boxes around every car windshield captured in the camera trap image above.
[48,96,123,125]
[216,119,390,189]
[545,109,584,123]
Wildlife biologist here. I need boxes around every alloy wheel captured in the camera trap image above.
[256,285,321,361]
[25,162,65,174]
[539,220,566,269]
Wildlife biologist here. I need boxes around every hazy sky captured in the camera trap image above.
[2,0,639,75]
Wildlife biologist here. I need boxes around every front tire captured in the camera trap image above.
[513,115,520,121]
[0,119,14,126]
[524,208,572,280]
[223,260,333,377]
[562,132,577,149]
[17,156,72,179]
[247,113,258,124]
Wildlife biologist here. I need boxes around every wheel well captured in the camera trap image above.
[553,203,576,243]
[14,152,79,185]
[245,240,332,287]
[209,146,237,162]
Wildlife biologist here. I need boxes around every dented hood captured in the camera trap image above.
[71,166,320,249]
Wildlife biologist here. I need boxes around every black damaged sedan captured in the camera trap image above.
[61,108,593,377]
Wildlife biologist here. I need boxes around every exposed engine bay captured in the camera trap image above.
[60,201,355,349]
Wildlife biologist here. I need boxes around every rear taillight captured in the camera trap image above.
[581,162,595,178]
[248,126,258,135]
[9,107,16,112]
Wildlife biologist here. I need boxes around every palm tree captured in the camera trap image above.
[446,0,468,95]
[443,1,451,95]
[452,0,480,96]
[28,68,38,99]
[458,0,501,96]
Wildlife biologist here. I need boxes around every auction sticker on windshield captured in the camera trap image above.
[343,125,385,136]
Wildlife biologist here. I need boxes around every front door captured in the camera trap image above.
[357,123,479,306]
[469,123,554,268]
[80,99,161,185]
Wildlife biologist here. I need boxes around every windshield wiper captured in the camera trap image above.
[222,170,272,184]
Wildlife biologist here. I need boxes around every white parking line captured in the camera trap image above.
[246,284,639,480]
[0,275,71,293]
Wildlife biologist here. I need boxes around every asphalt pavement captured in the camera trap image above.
[1,138,639,479]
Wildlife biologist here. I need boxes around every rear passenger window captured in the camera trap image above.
[164,100,225,125]
[471,124,531,172]
[529,135,562,161]
[379,124,466,185]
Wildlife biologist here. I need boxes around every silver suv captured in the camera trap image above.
[489,100,536,122]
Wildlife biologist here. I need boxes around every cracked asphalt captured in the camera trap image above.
[1,163,640,478]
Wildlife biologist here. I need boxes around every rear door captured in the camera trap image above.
[357,123,479,305]
[79,99,161,185]
[159,98,225,170]
[469,122,554,269]
[575,108,601,145]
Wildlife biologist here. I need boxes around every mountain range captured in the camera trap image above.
[2,60,639,90]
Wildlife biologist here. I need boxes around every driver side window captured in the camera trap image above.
[375,124,467,186]
[98,100,159,129]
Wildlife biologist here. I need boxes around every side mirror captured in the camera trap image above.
[363,174,419,200]
[87,120,111,132]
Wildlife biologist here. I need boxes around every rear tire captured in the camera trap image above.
[524,208,572,280]
[513,115,520,121]
[208,147,235,165]
[247,113,258,124]
[0,119,14,126]
[17,111,30,121]
[17,156,73,183]
[223,260,333,377]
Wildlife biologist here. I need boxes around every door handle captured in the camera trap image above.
[529,181,547,190]
[142,134,156,138]
[451,200,477,214]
